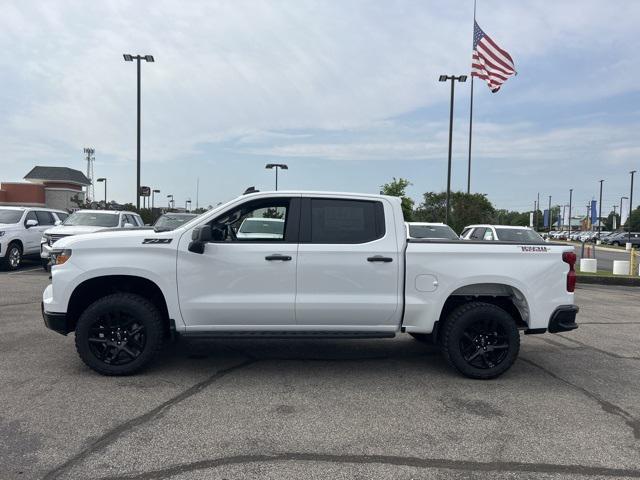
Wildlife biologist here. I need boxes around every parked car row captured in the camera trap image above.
[1,206,199,271]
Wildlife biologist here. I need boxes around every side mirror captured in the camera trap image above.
[188,225,212,254]
[124,222,134,228]
[25,219,38,228]
[54,220,62,226]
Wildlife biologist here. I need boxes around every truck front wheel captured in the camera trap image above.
[74,293,164,376]
[441,302,520,380]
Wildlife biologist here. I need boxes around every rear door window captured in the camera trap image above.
[307,199,384,244]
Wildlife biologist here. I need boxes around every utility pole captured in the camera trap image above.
[568,189,573,235]
[629,170,636,244]
[598,180,604,238]
[84,148,95,203]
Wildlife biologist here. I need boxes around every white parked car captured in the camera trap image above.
[41,209,143,268]
[460,224,543,242]
[0,206,69,270]
[42,191,578,379]
[405,222,458,240]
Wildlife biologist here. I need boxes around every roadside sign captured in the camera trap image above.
[139,186,151,197]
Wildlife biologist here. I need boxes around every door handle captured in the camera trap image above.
[367,255,393,263]
[265,254,292,261]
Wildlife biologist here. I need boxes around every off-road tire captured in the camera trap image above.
[440,301,520,380]
[75,293,164,376]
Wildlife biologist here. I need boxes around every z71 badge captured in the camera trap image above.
[142,239,172,244]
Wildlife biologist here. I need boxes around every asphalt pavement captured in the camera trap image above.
[1,268,639,479]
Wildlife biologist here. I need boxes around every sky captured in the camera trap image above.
[1,0,639,214]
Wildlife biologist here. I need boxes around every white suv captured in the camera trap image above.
[41,210,144,268]
[0,206,69,270]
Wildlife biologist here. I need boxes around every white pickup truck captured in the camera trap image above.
[42,191,578,379]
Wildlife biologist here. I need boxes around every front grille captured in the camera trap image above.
[49,234,70,245]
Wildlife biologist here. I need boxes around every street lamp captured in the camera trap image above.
[548,195,552,231]
[123,53,154,209]
[265,163,288,190]
[629,170,636,244]
[439,74,467,225]
[612,205,618,230]
[620,196,628,232]
[568,189,573,234]
[185,199,191,212]
[96,178,107,206]
[151,189,160,210]
[167,194,174,209]
[598,179,604,238]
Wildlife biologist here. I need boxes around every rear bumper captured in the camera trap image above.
[548,305,579,333]
[41,302,71,335]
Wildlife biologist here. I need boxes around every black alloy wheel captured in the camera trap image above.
[87,311,146,366]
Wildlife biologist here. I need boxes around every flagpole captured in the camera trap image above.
[466,0,477,194]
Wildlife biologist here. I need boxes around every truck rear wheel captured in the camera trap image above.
[74,293,164,376]
[440,302,519,380]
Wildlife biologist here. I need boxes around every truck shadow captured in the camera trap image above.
[148,336,448,376]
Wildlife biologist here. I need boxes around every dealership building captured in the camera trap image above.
[0,166,91,211]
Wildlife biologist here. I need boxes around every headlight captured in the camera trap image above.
[41,235,48,244]
[0,231,5,237]
[50,249,72,266]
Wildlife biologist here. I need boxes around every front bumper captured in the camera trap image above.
[548,305,579,333]
[41,302,72,335]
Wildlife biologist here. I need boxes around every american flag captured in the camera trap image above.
[471,21,516,92]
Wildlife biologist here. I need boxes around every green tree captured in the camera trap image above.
[604,211,620,231]
[414,191,495,234]
[380,177,414,221]
[626,206,640,231]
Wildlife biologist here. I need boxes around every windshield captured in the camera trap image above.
[0,209,24,224]
[239,218,285,234]
[495,228,543,242]
[63,212,119,227]
[154,214,197,230]
[409,224,458,240]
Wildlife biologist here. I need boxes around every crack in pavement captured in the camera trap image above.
[521,357,640,440]
[90,452,640,480]
[41,348,427,479]
[42,357,258,480]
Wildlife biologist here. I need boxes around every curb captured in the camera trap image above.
[577,275,640,287]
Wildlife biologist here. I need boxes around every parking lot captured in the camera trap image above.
[1,269,639,480]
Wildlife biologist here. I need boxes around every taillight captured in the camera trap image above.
[563,251,577,292]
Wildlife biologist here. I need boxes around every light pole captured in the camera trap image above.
[629,170,636,244]
[123,53,154,209]
[568,189,573,234]
[598,179,604,238]
[185,199,191,212]
[96,178,107,206]
[612,205,618,230]
[620,196,628,232]
[151,189,160,210]
[548,195,552,231]
[265,163,288,190]
[167,194,174,209]
[439,74,467,225]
